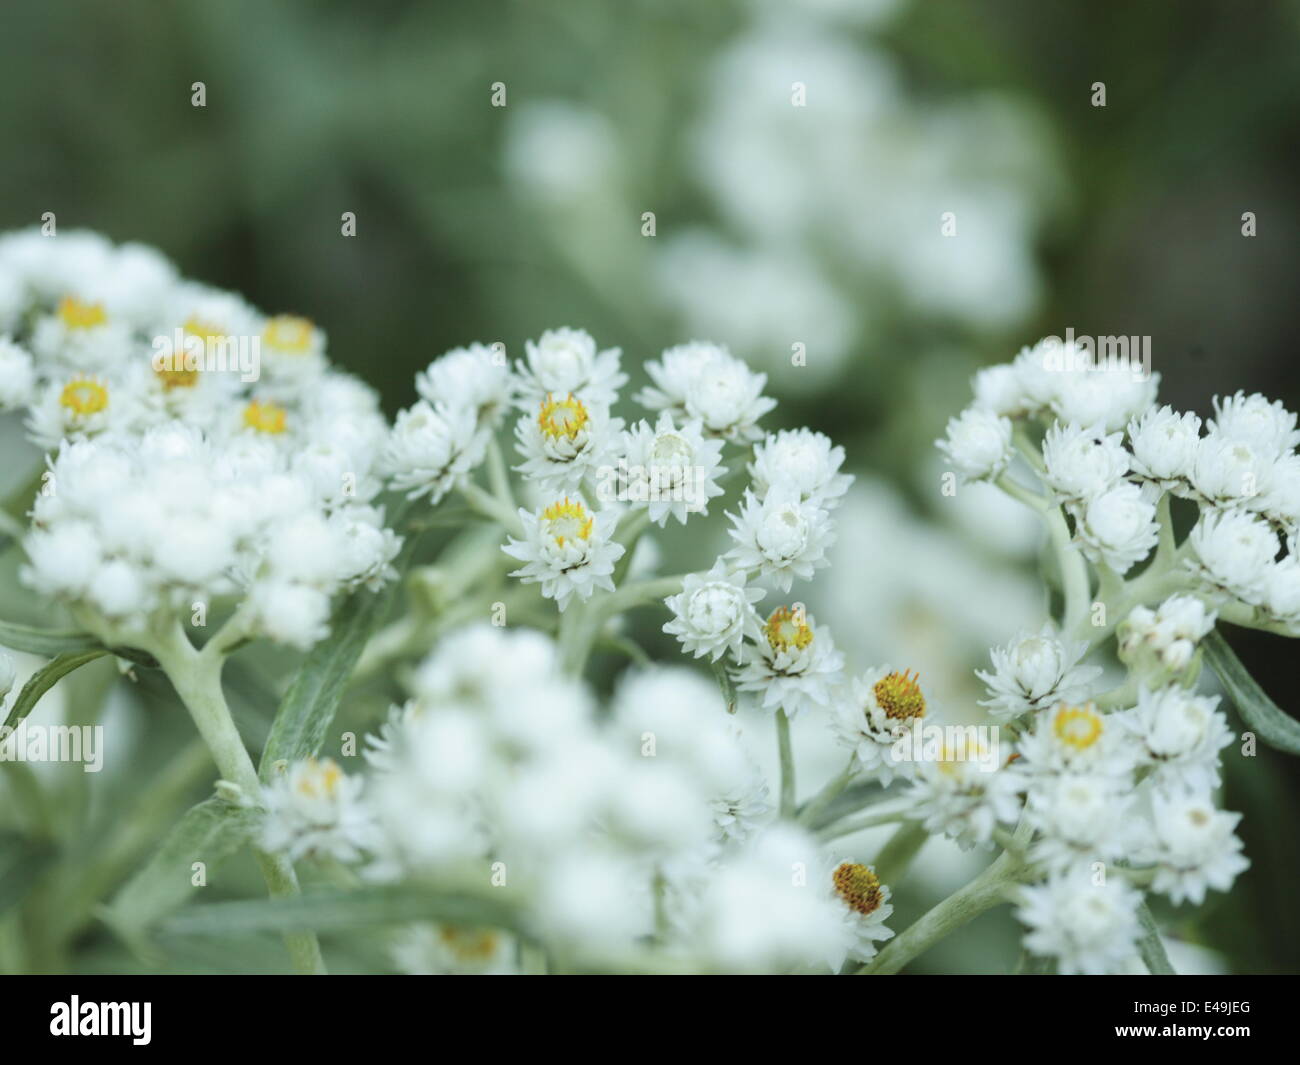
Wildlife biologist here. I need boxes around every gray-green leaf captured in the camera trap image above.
[3,648,108,730]
[1204,629,1300,755]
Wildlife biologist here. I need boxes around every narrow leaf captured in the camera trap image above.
[1135,900,1176,975]
[0,619,101,657]
[711,659,738,715]
[103,798,261,935]
[2,648,107,730]
[1204,629,1300,755]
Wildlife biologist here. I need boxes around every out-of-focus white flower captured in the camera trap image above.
[416,343,513,437]
[1191,430,1274,507]
[261,757,375,863]
[390,923,517,976]
[662,560,763,662]
[1016,871,1141,975]
[935,406,1013,482]
[1041,422,1129,503]
[831,666,928,785]
[0,337,36,410]
[1263,557,1300,625]
[1128,405,1201,486]
[1136,791,1249,906]
[1050,365,1160,433]
[971,363,1032,418]
[1209,390,1300,461]
[502,494,624,610]
[1025,773,1132,874]
[976,624,1101,721]
[613,413,725,525]
[733,605,843,718]
[514,327,625,408]
[725,487,833,592]
[1075,481,1160,575]
[515,392,622,496]
[534,848,652,953]
[247,579,332,650]
[29,295,133,373]
[1119,686,1233,795]
[383,400,482,502]
[1185,508,1279,604]
[907,744,1021,850]
[637,341,776,442]
[748,427,852,508]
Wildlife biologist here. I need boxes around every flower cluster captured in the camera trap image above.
[2,230,400,649]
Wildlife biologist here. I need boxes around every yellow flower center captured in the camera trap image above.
[438,926,502,963]
[154,359,200,390]
[58,296,107,330]
[264,314,314,353]
[243,399,287,434]
[764,605,813,652]
[541,497,593,547]
[184,316,226,343]
[295,757,344,799]
[59,377,109,416]
[537,393,589,441]
[833,862,884,916]
[873,669,926,720]
[1052,704,1104,751]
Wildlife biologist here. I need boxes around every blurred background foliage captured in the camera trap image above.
[2,0,1299,972]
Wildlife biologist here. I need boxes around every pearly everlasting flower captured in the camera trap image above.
[907,742,1021,850]
[831,667,928,785]
[261,757,376,863]
[971,362,1032,418]
[1014,702,1133,779]
[1262,557,1300,626]
[613,412,725,525]
[29,295,133,373]
[391,923,516,976]
[748,428,852,508]
[26,373,139,450]
[416,342,513,436]
[0,337,36,410]
[514,327,626,408]
[976,625,1101,720]
[935,406,1012,482]
[637,340,776,442]
[1136,791,1249,905]
[383,400,482,502]
[1209,390,1300,461]
[1185,508,1278,604]
[1025,773,1132,874]
[1040,422,1129,503]
[1119,594,1217,675]
[662,560,764,662]
[1050,364,1160,433]
[248,579,333,650]
[725,488,833,592]
[515,392,622,495]
[1016,871,1141,975]
[1128,405,1201,486]
[733,605,843,718]
[1075,481,1160,575]
[502,495,624,610]
[826,859,894,967]
[1190,429,1273,507]
[1260,453,1300,529]
[1119,686,1233,795]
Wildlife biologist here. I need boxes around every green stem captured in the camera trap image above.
[797,757,856,827]
[776,709,795,818]
[816,797,915,840]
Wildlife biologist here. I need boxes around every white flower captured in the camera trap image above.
[1041,421,1129,503]
[1119,686,1232,795]
[502,494,624,610]
[1263,557,1300,625]
[976,624,1101,720]
[1050,364,1160,433]
[908,749,1021,851]
[733,605,843,718]
[831,667,928,786]
[515,392,622,495]
[1185,508,1278,604]
[638,341,775,442]
[613,412,726,525]
[826,859,894,967]
[1119,594,1217,675]
[26,374,139,450]
[248,579,332,650]
[1137,791,1249,906]
[514,327,626,408]
[725,487,833,592]
[748,428,852,508]
[29,295,133,373]
[261,757,376,863]
[416,342,512,435]
[1026,773,1132,874]
[1209,390,1300,461]
[0,337,35,410]
[935,406,1013,482]
[662,561,763,662]
[1013,702,1133,779]
[1075,481,1159,575]
[390,923,516,975]
[1191,429,1273,507]
[1128,405,1201,485]
[971,363,1032,418]
[1260,453,1300,529]
[1016,871,1141,975]
[383,400,482,502]
[534,849,651,953]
